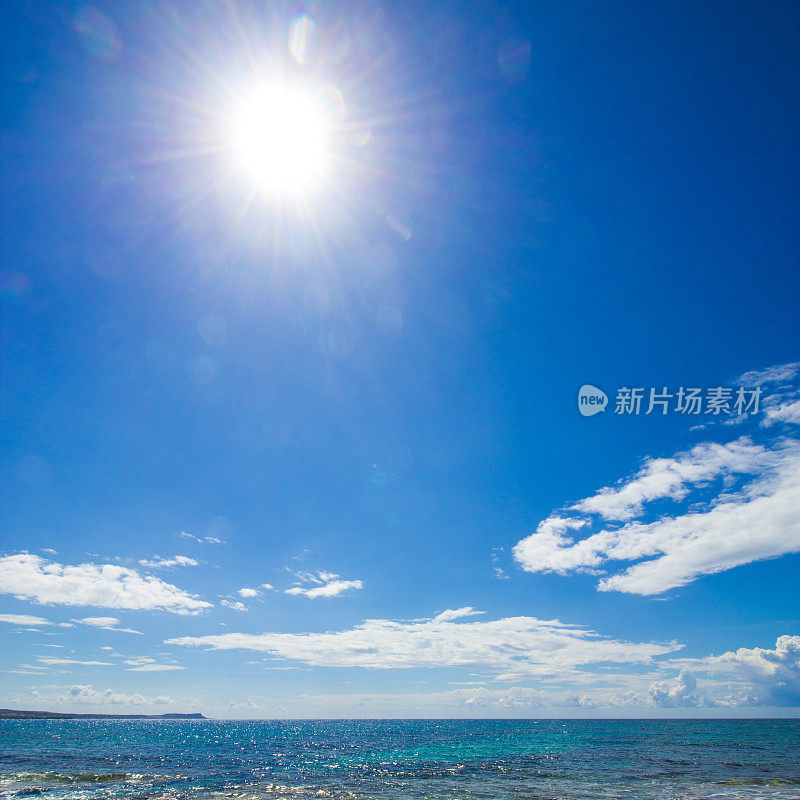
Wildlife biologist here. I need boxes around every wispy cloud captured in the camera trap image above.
[0,553,212,614]
[1,613,57,627]
[166,609,680,677]
[432,607,484,622]
[138,555,199,569]
[738,361,799,388]
[37,657,113,667]
[179,531,226,545]
[72,617,143,634]
[284,571,363,599]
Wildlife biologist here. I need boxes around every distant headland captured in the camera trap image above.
[0,708,206,720]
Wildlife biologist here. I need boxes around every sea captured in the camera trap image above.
[1,719,798,800]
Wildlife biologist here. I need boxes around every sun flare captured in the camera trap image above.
[228,83,331,196]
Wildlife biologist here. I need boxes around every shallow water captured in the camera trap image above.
[1,719,798,799]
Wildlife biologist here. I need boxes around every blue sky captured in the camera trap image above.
[1,0,799,717]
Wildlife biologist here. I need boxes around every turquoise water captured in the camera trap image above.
[1,719,798,799]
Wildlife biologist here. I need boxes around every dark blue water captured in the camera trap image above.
[1,719,798,799]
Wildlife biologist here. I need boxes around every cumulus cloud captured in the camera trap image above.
[648,671,710,708]
[284,571,363,599]
[166,609,680,677]
[238,587,260,598]
[33,684,173,708]
[672,635,800,707]
[138,555,199,569]
[0,553,212,614]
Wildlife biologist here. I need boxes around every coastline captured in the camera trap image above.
[0,708,205,720]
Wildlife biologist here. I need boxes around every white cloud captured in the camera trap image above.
[166,610,680,677]
[261,583,274,591]
[597,453,800,594]
[221,599,247,611]
[32,684,174,709]
[6,670,47,675]
[764,400,800,426]
[669,635,800,707]
[648,671,711,708]
[731,361,800,429]
[126,664,186,672]
[77,616,123,627]
[571,438,771,521]
[513,435,800,595]
[139,555,199,569]
[0,613,55,627]
[121,656,183,672]
[37,657,113,667]
[433,607,485,622]
[0,553,212,614]
[179,531,225,545]
[238,587,260,598]
[284,571,363,599]
[73,616,142,634]
[739,362,799,388]
[168,632,799,714]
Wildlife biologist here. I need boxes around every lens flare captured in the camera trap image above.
[227,83,330,197]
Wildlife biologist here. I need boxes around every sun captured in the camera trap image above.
[227,82,331,197]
